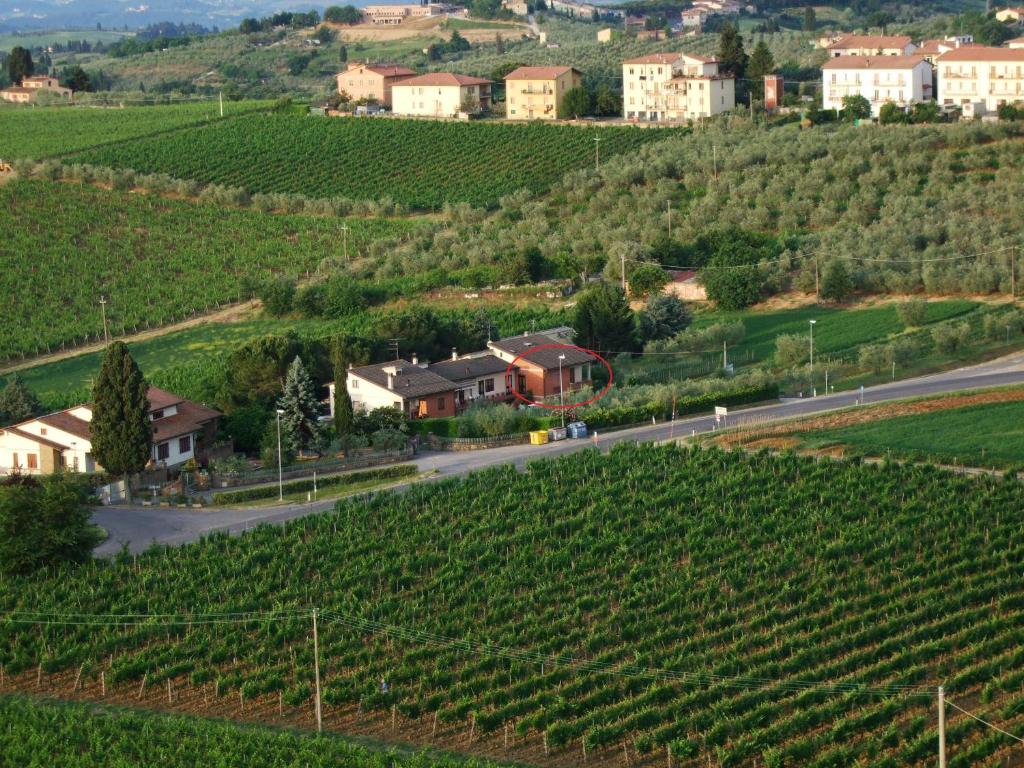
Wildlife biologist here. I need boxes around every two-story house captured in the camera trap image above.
[822,55,934,116]
[504,66,583,120]
[428,352,514,410]
[391,72,492,117]
[487,332,596,400]
[335,63,417,107]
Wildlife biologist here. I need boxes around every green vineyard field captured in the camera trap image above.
[0,101,269,160]
[0,695,505,768]
[69,115,671,209]
[0,179,420,360]
[3,445,1024,766]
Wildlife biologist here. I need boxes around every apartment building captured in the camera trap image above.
[391,72,492,117]
[936,47,1024,116]
[504,66,582,120]
[826,35,916,57]
[335,63,416,106]
[822,55,934,116]
[622,53,735,121]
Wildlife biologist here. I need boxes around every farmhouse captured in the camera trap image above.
[0,387,221,476]
[488,330,596,400]
[342,358,457,419]
[822,56,934,117]
[1,74,72,104]
[391,72,492,117]
[428,352,515,410]
[504,66,583,120]
[936,47,1024,116]
[622,53,735,121]
[335,63,417,107]
[826,35,917,58]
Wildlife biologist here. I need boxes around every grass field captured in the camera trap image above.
[0,29,133,49]
[0,179,419,361]
[69,115,671,209]
[0,100,269,160]
[806,400,1024,468]
[4,445,1024,767]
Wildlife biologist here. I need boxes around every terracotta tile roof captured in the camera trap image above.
[147,386,183,412]
[504,66,580,80]
[35,411,92,441]
[826,34,913,50]
[2,87,33,94]
[937,46,1024,62]
[489,334,596,369]
[429,354,510,382]
[397,72,492,87]
[150,399,220,441]
[344,63,417,77]
[823,55,929,70]
[1,426,71,451]
[623,53,682,65]
[351,360,456,398]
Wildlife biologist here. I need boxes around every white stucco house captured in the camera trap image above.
[822,55,934,116]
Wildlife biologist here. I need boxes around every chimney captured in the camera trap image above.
[412,352,419,366]
[386,371,395,390]
[451,347,458,361]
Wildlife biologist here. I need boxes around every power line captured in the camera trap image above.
[946,698,1024,745]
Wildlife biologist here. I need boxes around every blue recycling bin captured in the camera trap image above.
[567,421,588,439]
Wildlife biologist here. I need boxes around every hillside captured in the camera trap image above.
[4,445,1024,766]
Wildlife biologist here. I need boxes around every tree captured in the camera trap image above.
[802,7,816,32]
[717,22,747,78]
[499,246,545,285]
[333,365,355,435]
[594,85,621,116]
[0,375,42,426]
[260,278,296,316]
[820,259,853,302]
[218,333,303,412]
[60,65,92,92]
[574,282,637,353]
[339,45,348,63]
[277,357,322,455]
[628,263,670,299]
[559,86,592,119]
[0,474,101,576]
[490,61,525,83]
[495,33,505,55]
[7,46,33,84]
[841,94,871,121]
[324,5,363,24]
[746,41,775,99]
[638,295,691,342]
[878,102,906,125]
[775,333,807,368]
[897,298,927,328]
[909,100,941,124]
[90,342,151,501]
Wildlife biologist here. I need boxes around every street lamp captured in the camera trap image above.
[809,319,817,393]
[276,409,285,502]
[558,354,566,428]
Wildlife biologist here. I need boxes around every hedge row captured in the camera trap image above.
[212,465,418,505]
[583,384,780,429]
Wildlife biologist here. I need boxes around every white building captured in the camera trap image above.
[428,352,515,410]
[391,72,492,117]
[1008,36,1024,50]
[822,55,934,117]
[623,52,735,121]
[0,387,220,476]
[936,47,1024,116]
[826,35,916,58]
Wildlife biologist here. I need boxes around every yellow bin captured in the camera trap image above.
[529,430,549,445]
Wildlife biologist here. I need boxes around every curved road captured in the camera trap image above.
[93,352,1024,556]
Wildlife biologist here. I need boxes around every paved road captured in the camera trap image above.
[93,352,1024,556]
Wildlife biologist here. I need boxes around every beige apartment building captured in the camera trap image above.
[361,2,465,25]
[336,63,416,106]
[505,66,582,120]
[622,53,735,121]
[826,34,916,57]
[392,72,492,117]
[937,47,1024,116]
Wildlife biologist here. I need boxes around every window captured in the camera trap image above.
[437,397,446,411]
[351,379,358,388]
[157,442,170,461]
[27,454,38,470]
[11,452,18,468]
[569,366,577,384]
[151,409,164,420]
[179,435,192,454]
[485,378,495,393]
[39,427,47,435]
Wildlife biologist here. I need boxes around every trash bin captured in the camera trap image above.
[548,427,568,442]
[567,421,588,439]
[529,430,549,445]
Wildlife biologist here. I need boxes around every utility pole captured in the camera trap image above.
[712,144,718,181]
[594,136,601,171]
[313,609,323,733]
[340,224,349,263]
[620,253,626,293]
[723,340,728,371]
[814,257,820,301]
[558,354,566,429]
[99,295,110,343]
[219,90,224,118]
[275,409,284,502]
[809,319,816,388]
[667,200,672,240]
[938,686,946,768]
[1012,245,1016,300]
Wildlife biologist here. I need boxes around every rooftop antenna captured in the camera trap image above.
[388,338,402,360]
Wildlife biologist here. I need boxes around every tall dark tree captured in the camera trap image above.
[0,375,42,426]
[716,22,748,78]
[746,41,775,99]
[574,282,637,353]
[7,46,34,84]
[60,65,92,92]
[90,342,151,502]
[559,86,592,119]
[802,6,816,32]
[333,361,355,436]
[278,357,321,455]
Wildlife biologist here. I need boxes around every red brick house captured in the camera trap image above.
[488,332,596,400]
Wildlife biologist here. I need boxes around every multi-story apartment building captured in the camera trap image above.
[622,53,735,121]
[504,66,582,120]
[391,72,492,117]
[822,55,934,116]
[826,34,916,57]
[936,47,1024,116]
[335,63,416,107]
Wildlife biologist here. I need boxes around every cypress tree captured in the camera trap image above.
[0,375,42,426]
[277,356,321,455]
[717,22,748,78]
[90,342,151,502]
[333,365,355,436]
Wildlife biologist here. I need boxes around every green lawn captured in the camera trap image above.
[805,399,1024,468]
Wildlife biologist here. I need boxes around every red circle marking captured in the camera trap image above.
[504,343,613,410]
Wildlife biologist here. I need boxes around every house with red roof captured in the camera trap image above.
[392,72,492,117]
[335,62,417,107]
[0,388,221,476]
[504,66,583,120]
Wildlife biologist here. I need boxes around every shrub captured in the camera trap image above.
[897,298,927,328]
[774,333,807,368]
[931,321,972,354]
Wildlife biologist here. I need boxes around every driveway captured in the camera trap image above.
[92,352,1024,556]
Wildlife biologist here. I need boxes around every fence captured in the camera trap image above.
[204,447,415,489]
[424,433,530,451]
